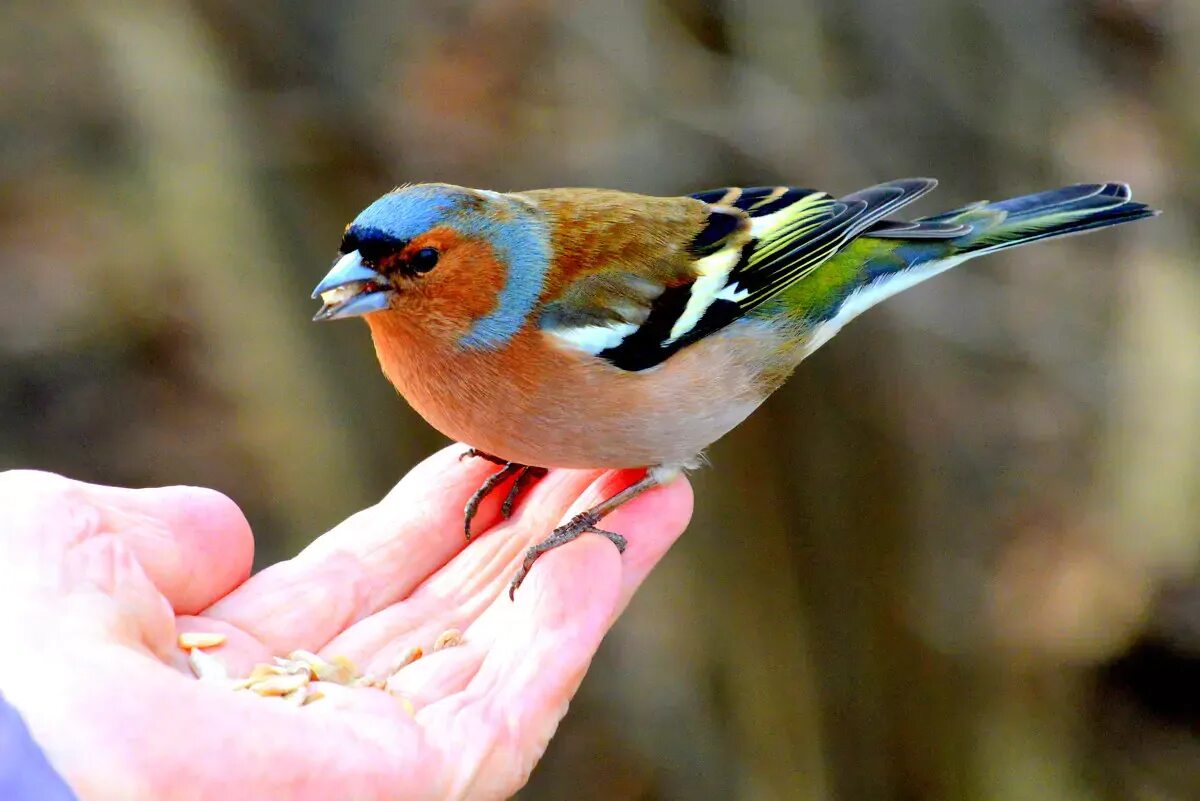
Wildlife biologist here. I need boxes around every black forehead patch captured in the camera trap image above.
[343,225,409,263]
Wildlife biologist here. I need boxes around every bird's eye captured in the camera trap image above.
[409,247,440,274]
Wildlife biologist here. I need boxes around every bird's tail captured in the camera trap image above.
[924,181,1158,257]
[800,182,1158,354]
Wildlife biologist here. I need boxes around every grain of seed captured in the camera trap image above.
[250,672,309,696]
[353,674,386,690]
[188,648,229,682]
[314,661,347,684]
[272,656,310,675]
[178,632,227,650]
[247,663,276,681]
[330,655,358,679]
[286,650,328,679]
[433,629,463,651]
[391,646,423,672]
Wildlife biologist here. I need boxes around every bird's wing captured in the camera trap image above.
[540,179,946,371]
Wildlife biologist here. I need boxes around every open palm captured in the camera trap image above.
[0,446,692,801]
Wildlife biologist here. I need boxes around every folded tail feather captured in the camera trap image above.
[869,181,1159,254]
[801,182,1158,352]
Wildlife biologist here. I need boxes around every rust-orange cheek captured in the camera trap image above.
[405,227,508,326]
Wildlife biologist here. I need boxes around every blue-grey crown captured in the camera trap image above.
[348,184,553,350]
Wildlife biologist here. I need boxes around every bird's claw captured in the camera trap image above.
[460,447,508,466]
[501,466,547,519]
[463,460,546,541]
[508,512,627,600]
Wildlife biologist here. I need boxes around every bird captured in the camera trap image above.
[312,178,1158,597]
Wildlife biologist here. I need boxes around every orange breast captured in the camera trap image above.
[364,314,786,468]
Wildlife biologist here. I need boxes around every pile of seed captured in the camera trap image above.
[179,628,464,710]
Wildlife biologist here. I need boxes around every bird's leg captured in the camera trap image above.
[502,465,548,518]
[509,468,671,599]
[464,463,522,540]
[463,455,548,541]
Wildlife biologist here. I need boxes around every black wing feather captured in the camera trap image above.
[596,179,941,370]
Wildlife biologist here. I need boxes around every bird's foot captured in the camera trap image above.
[459,447,509,466]
[502,465,548,517]
[508,511,628,600]
[463,458,547,541]
[502,466,670,599]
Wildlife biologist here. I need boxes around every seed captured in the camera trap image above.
[249,672,309,696]
[178,632,227,650]
[391,646,423,672]
[287,649,325,665]
[331,654,358,675]
[315,655,356,685]
[272,656,310,676]
[188,648,229,682]
[352,674,386,690]
[247,663,277,681]
[286,650,329,679]
[283,686,308,706]
[433,629,463,651]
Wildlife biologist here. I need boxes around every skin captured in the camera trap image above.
[0,446,693,801]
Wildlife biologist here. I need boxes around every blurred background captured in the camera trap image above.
[1,1,1198,798]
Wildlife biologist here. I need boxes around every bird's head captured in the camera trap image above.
[312,183,550,348]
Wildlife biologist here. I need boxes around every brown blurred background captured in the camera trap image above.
[2,1,1198,799]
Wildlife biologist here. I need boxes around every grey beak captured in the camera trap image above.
[311,251,392,321]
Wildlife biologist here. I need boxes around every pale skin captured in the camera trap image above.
[0,446,693,801]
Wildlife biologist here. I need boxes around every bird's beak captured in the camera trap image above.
[312,251,392,321]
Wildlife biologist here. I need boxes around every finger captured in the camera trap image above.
[320,467,601,665]
[205,445,541,654]
[596,472,694,614]
[420,535,624,798]
[322,469,690,682]
[0,470,253,615]
[59,534,177,659]
[318,467,602,674]
[419,476,692,797]
[84,484,254,616]
[464,471,693,647]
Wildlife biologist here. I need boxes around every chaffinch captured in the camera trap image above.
[312,179,1157,596]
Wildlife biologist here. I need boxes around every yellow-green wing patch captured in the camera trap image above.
[595,179,938,371]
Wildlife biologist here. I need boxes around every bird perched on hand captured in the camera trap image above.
[313,178,1157,596]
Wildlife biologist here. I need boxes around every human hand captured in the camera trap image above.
[0,446,692,801]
